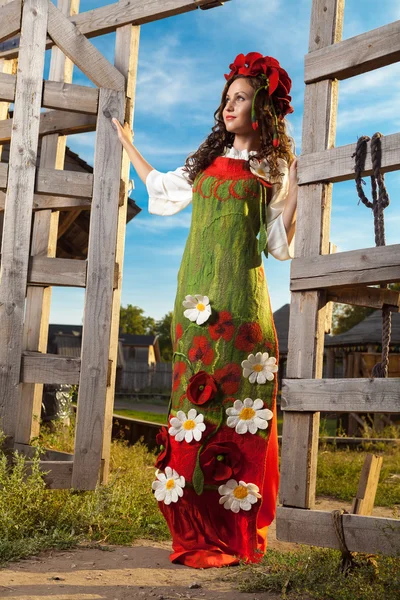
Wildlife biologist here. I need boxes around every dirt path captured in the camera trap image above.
[0,499,395,600]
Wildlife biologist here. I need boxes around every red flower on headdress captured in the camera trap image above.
[235,322,263,352]
[155,426,170,470]
[214,363,241,395]
[200,441,242,483]
[224,52,293,117]
[172,361,186,391]
[188,336,214,365]
[208,311,235,342]
[187,370,218,405]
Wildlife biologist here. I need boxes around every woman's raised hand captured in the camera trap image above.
[112,118,133,148]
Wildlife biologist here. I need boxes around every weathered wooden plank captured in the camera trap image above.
[298,132,400,185]
[0,193,91,211]
[0,73,98,113]
[27,256,87,287]
[279,0,344,510]
[24,460,73,488]
[327,286,400,311]
[291,244,400,291]
[281,378,400,413]
[21,352,81,384]
[35,167,93,197]
[0,110,96,143]
[276,507,400,555]
[0,0,228,58]
[72,87,125,490]
[14,442,74,461]
[305,19,400,84]
[43,80,98,114]
[47,1,125,91]
[0,162,93,196]
[0,0,21,44]
[351,454,383,516]
[101,24,140,485]
[0,0,48,444]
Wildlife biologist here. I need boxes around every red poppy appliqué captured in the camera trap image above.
[235,322,263,352]
[209,311,235,342]
[172,361,186,391]
[214,363,241,395]
[188,336,214,366]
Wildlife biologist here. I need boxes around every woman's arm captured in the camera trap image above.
[112,119,153,184]
[282,158,298,245]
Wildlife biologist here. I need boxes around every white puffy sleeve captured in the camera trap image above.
[266,159,295,261]
[146,167,193,216]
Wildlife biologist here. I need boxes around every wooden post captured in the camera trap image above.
[279,0,344,509]
[351,454,383,516]
[100,24,140,484]
[72,84,125,490]
[15,0,80,446]
[0,0,48,445]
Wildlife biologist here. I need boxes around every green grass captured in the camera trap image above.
[234,547,400,600]
[0,426,169,565]
[316,445,400,508]
[113,409,167,424]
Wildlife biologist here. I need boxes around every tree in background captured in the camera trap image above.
[119,305,173,361]
[155,311,173,361]
[119,304,156,336]
[332,283,400,335]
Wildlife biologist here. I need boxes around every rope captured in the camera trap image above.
[352,133,392,377]
[331,509,355,574]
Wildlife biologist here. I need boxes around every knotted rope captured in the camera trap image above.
[352,133,392,377]
[331,509,355,574]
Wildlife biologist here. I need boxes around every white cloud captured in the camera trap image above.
[131,212,192,233]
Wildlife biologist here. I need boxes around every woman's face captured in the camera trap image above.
[222,78,255,135]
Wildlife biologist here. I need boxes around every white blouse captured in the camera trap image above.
[146,146,294,261]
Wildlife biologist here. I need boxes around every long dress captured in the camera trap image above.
[148,147,293,569]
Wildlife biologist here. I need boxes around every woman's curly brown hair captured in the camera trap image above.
[183,74,295,184]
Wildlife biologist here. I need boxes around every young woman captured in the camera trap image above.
[113,52,298,569]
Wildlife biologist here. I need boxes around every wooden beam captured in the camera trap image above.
[24,460,73,488]
[101,24,140,485]
[0,0,21,44]
[276,507,400,556]
[47,0,125,91]
[0,73,99,114]
[0,109,96,143]
[298,132,400,185]
[28,256,87,287]
[327,285,400,311]
[305,19,400,83]
[279,0,344,510]
[14,442,73,461]
[21,352,81,384]
[0,0,227,58]
[281,378,400,413]
[0,162,93,196]
[72,87,125,490]
[0,0,48,445]
[291,244,400,291]
[351,454,383,516]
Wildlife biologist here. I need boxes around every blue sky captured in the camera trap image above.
[49,0,400,324]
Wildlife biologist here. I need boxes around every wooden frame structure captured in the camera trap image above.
[0,0,228,490]
[277,0,400,556]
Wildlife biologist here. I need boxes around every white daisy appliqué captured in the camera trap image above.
[218,479,261,513]
[249,157,271,182]
[241,352,278,384]
[169,409,206,443]
[226,398,273,435]
[183,294,212,325]
[152,467,185,505]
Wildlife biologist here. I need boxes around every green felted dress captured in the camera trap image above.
[153,156,280,569]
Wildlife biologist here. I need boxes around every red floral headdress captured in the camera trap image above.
[224,52,294,147]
